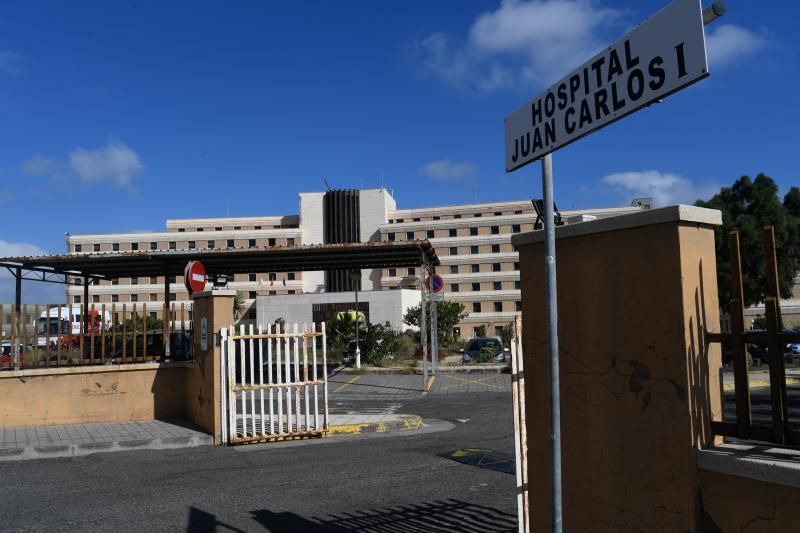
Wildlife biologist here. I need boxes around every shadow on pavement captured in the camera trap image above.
[188,507,247,533]
[250,499,517,532]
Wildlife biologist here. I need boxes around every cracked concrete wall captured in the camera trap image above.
[698,470,800,531]
[518,220,722,531]
[0,364,187,427]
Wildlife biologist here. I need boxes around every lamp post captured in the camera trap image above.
[349,269,362,369]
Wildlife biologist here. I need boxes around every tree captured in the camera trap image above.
[116,314,163,332]
[784,187,800,285]
[696,174,799,307]
[403,301,469,343]
[233,292,246,321]
[499,323,515,349]
[329,310,366,342]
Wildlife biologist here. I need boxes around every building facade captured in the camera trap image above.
[65,189,645,337]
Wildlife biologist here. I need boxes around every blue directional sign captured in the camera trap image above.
[425,274,444,293]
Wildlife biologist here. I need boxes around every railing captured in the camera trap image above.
[706,227,800,446]
[0,302,192,370]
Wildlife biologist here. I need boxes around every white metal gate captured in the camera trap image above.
[221,322,328,445]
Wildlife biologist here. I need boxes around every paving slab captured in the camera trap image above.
[0,419,212,462]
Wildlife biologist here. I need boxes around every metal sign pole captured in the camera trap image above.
[541,152,562,532]
[431,280,438,375]
[419,268,428,389]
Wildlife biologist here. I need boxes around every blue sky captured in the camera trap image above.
[0,0,796,302]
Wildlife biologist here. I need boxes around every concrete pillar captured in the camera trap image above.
[512,205,723,531]
[185,290,235,444]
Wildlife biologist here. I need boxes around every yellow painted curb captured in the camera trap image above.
[722,377,800,392]
[327,415,423,436]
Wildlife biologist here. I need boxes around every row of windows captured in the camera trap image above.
[173,224,299,232]
[75,272,297,286]
[443,244,514,256]
[385,262,519,278]
[386,224,522,242]
[453,324,517,339]
[451,281,521,292]
[74,238,296,253]
[448,262,520,273]
[469,301,522,312]
[72,290,297,304]
[389,210,526,224]
[176,225,277,232]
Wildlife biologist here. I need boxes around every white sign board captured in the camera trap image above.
[504,0,707,171]
[428,293,445,302]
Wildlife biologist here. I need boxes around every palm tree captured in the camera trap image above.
[331,310,366,342]
[233,292,246,321]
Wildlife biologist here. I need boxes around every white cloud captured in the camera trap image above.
[421,159,478,179]
[420,0,620,91]
[21,154,60,177]
[69,140,144,189]
[0,240,67,304]
[599,170,718,207]
[0,239,48,258]
[705,24,768,69]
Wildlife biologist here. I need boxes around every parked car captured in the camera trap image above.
[745,329,800,366]
[746,343,769,366]
[462,337,508,364]
[787,334,800,365]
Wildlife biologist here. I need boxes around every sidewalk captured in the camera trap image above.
[0,413,423,462]
[0,419,212,462]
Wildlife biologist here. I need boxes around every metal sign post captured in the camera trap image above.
[431,283,438,375]
[541,152,562,531]
[419,269,428,389]
[425,272,443,375]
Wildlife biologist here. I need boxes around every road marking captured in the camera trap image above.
[722,377,800,392]
[438,374,504,392]
[334,375,361,393]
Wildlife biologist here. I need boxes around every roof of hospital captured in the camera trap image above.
[0,241,439,280]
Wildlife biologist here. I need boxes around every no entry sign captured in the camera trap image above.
[425,274,444,293]
[504,0,708,171]
[184,261,207,294]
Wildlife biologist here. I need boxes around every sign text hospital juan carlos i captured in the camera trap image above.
[504,0,708,171]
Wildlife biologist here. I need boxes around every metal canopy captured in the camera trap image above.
[0,241,439,280]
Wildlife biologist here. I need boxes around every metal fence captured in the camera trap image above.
[222,322,328,445]
[707,227,800,446]
[0,302,192,370]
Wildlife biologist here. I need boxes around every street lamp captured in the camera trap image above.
[349,269,362,369]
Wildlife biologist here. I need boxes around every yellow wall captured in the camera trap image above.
[0,292,234,445]
[517,216,722,531]
[0,363,188,427]
[699,470,800,531]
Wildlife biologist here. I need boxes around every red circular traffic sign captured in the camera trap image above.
[425,273,444,293]
[184,261,207,294]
